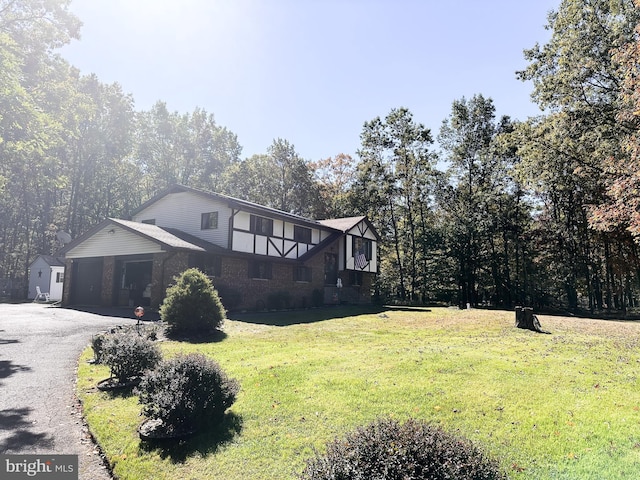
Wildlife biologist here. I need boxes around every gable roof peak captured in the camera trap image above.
[317,216,367,232]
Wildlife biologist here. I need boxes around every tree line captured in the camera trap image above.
[2,0,640,313]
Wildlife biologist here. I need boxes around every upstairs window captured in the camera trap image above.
[294,225,312,243]
[353,237,373,261]
[201,211,219,230]
[56,272,64,283]
[250,215,273,236]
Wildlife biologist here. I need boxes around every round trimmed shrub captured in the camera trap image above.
[137,353,240,436]
[101,332,161,382]
[300,418,507,480]
[160,268,226,335]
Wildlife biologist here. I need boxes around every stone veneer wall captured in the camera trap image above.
[62,260,72,306]
[101,256,115,306]
[211,242,341,311]
[150,251,190,309]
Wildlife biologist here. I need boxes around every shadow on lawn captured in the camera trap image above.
[228,305,433,327]
[139,412,243,463]
[228,305,387,326]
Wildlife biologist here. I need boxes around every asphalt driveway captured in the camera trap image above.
[0,303,143,479]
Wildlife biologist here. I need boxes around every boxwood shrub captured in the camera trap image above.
[137,352,240,435]
[300,417,507,480]
[101,332,161,382]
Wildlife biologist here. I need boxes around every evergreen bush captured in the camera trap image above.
[101,332,161,383]
[91,333,106,363]
[160,268,226,335]
[137,353,240,436]
[300,417,507,480]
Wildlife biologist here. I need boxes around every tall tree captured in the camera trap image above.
[515,0,640,310]
[309,153,357,218]
[135,102,241,196]
[60,74,138,237]
[589,0,640,237]
[354,107,436,302]
[0,0,80,289]
[438,94,500,307]
[219,139,322,218]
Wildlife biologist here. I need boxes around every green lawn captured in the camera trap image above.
[77,307,640,479]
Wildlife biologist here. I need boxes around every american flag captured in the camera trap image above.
[355,253,368,270]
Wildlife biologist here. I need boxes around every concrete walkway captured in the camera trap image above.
[0,303,141,479]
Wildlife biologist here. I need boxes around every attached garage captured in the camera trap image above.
[70,258,103,305]
[59,218,217,308]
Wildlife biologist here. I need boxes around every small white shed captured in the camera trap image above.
[28,255,65,302]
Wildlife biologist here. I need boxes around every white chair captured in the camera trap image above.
[34,286,50,302]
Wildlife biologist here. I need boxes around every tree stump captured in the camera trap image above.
[515,306,551,334]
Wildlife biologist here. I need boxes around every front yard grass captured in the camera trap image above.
[77,306,640,479]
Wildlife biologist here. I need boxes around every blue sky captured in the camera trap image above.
[61,0,559,162]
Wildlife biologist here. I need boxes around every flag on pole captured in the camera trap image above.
[355,253,368,269]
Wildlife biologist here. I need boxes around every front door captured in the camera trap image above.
[119,260,153,307]
[324,253,338,286]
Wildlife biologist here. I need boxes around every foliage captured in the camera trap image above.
[353,107,438,303]
[135,101,242,196]
[5,0,640,313]
[310,153,358,218]
[160,268,226,335]
[513,0,640,311]
[300,417,506,480]
[101,331,161,382]
[219,138,324,218]
[589,0,640,238]
[93,324,161,364]
[136,352,240,433]
[438,95,517,307]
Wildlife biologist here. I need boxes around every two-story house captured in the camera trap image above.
[59,184,379,311]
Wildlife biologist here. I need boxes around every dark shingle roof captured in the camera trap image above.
[33,255,66,267]
[110,218,224,252]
